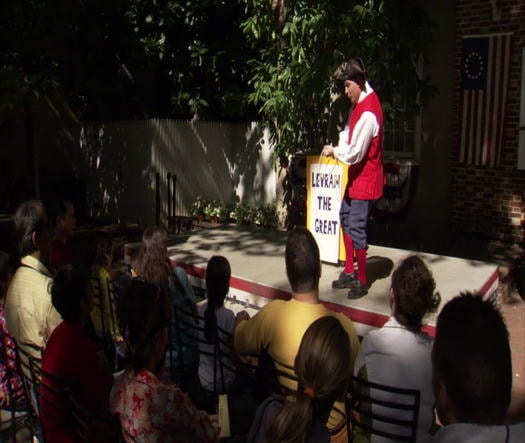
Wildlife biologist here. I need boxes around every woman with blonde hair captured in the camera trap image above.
[247,316,351,443]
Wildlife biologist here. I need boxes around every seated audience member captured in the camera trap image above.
[429,292,525,442]
[47,198,76,271]
[111,279,219,443]
[198,256,236,393]
[70,230,97,271]
[133,226,198,369]
[247,316,351,443]
[353,255,440,442]
[109,251,133,299]
[235,227,360,432]
[89,231,121,344]
[40,267,114,443]
[0,251,24,412]
[5,200,61,360]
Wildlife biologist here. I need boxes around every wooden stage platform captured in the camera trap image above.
[125,224,500,338]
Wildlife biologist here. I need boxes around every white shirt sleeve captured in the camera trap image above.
[333,111,379,165]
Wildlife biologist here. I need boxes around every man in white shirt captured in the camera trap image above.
[323,58,384,299]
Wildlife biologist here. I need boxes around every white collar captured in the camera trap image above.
[358,81,374,103]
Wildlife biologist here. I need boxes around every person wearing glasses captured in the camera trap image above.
[5,200,61,361]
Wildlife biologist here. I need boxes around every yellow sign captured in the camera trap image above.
[306,155,349,263]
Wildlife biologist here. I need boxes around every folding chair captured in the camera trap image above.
[170,306,236,394]
[244,351,297,397]
[14,342,44,441]
[259,354,347,440]
[39,368,122,443]
[0,328,32,442]
[168,305,199,384]
[15,342,43,409]
[200,321,237,395]
[348,375,420,442]
[91,274,121,370]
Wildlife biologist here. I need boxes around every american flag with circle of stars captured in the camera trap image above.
[459,33,511,167]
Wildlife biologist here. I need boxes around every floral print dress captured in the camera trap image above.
[0,303,24,408]
[110,369,218,443]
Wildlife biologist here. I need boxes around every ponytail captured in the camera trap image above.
[204,302,218,341]
[263,317,352,442]
[264,390,315,443]
[204,256,231,341]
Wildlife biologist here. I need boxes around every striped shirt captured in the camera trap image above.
[5,255,62,358]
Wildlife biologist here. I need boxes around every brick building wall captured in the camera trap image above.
[451,0,525,245]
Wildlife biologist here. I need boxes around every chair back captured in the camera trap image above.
[38,368,74,441]
[14,342,45,441]
[252,352,298,396]
[245,352,347,439]
[0,327,32,442]
[91,275,120,337]
[90,274,120,369]
[170,306,235,393]
[266,355,348,440]
[39,368,121,443]
[15,342,43,415]
[349,375,420,442]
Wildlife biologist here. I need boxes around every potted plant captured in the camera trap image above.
[233,203,252,225]
[218,205,230,223]
[191,196,208,222]
[228,203,237,223]
[205,200,222,224]
[259,203,278,228]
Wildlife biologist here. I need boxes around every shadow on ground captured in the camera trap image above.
[367,256,395,287]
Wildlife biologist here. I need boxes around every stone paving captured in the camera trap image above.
[499,292,525,422]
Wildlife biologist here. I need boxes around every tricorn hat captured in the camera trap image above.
[333,58,366,82]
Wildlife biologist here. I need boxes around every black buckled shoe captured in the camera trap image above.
[332,272,358,289]
[347,281,368,299]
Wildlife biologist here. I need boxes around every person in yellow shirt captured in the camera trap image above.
[89,231,121,369]
[234,227,360,434]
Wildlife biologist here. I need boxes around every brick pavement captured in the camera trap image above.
[500,292,525,422]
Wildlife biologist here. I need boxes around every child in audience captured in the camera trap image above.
[428,292,525,442]
[353,255,441,442]
[40,267,114,443]
[247,316,351,443]
[198,256,236,393]
[111,278,219,442]
[133,226,198,371]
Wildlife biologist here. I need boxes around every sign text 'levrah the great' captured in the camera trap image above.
[307,157,348,263]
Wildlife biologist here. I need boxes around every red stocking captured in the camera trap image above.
[344,233,355,274]
[356,248,367,285]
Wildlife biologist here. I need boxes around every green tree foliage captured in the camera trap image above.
[241,0,436,164]
[0,0,256,122]
[0,0,435,155]
[0,1,60,117]
[123,0,256,120]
